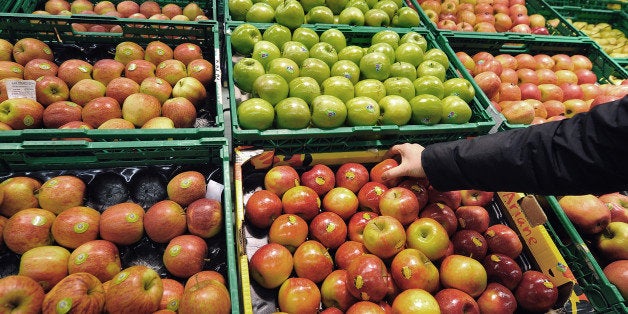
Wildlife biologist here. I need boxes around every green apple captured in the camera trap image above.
[292,27,319,50]
[330,60,360,85]
[442,78,475,103]
[371,29,400,50]
[367,42,395,64]
[364,0,378,8]
[378,95,412,126]
[354,78,386,102]
[337,45,364,65]
[441,95,472,124]
[364,8,390,27]
[417,60,446,82]
[346,0,369,13]
[395,42,423,67]
[320,29,347,53]
[263,24,293,50]
[597,222,628,261]
[310,95,347,128]
[275,97,311,129]
[253,73,290,105]
[267,57,300,83]
[237,98,275,130]
[424,48,450,70]
[275,0,305,30]
[390,62,417,81]
[246,2,275,23]
[281,41,310,66]
[346,96,380,126]
[300,57,331,85]
[413,75,444,98]
[406,217,451,261]
[300,0,325,12]
[262,0,285,9]
[229,0,253,20]
[400,31,428,52]
[321,76,354,103]
[384,77,415,101]
[309,42,338,68]
[231,23,263,55]
[289,76,321,104]
[252,40,281,70]
[233,58,266,93]
[373,0,398,20]
[338,7,365,25]
[392,7,420,27]
[359,52,391,81]
[325,0,349,14]
[410,94,442,125]
[306,6,334,24]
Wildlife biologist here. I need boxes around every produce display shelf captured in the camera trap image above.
[545,0,626,11]
[225,23,495,156]
[538,196,628,313]
[554,7,628,65]
[0,137,241,314]
[408,0,583,39]
[437,32,628,130]
[0,13,224,142]
[10,0,218,21]
[233,148,591,313]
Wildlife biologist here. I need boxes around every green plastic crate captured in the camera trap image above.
[10,0,217,20]
[546,0,626,11]
[225,23,495,155]
[0,137,241,314]
[555,7,628,65]
[1,0,16,12]
[408,0,583,38]
[437,32,628,130]
[538,196,628,313]
[0,13,224,142]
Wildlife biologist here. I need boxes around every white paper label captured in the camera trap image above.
[206,179,224,201]
[6,80,36,100]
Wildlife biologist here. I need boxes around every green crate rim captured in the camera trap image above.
[0,13,225,141]
[9,0,218,21]
[546,0,627,11]
[437,31,628,131]
[408,0,587,39]
[0,137,241,314]
[225,23,495,152]
[543,196,628,313]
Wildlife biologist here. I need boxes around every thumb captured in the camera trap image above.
[381,166,405,182]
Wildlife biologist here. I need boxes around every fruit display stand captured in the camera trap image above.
[9,0,218,21]
[232,147,600,313]
[536,195,628,313]
[553,7,628,65]
[0,138,241,313]
[226,23,495,155]
[0,13,224,142]
[437,32,628,130]
[407,0,582,38]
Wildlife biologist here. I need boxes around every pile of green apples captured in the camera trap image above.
[230,23,477,131]
[228,0,421,28]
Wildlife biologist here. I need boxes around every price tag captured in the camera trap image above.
[6,80,36,100]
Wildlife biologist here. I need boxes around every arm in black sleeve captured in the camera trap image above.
[422,95,628,195]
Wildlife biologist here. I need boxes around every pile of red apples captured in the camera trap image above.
[455,50,628,124]
[413,0,551,34]
[244,159,561,313]
[0,170,231,313]
[558,193,628,301]
[40,0,210,33]
[0,37,213,131]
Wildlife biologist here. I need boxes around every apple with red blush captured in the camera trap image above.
[598,192,628,223]
[397,178,429,210]
[335,240,367,270]
[282,185,321,221]
[452,229,488,260]
[293,239,334,284]
[309,211,347,249]
[245,189,282,229]
[378,187,420,227]
[460,189,494,207]
[456,205,490,233]
[434,288,480,314]
[301,164,335,196]
[477,282,517,313]
[264,165,300,197]
[323,187,359,220]
[483,253,523,290]
[419,202,458,236]
[514,270,559,313]
[357,182,388,214]
[484,223,523,258]
[362,215,406,259]
[249,242,293,289]
[347,211,379,243]
[390,248,439,293]
[268,214,309,253]
[320,269,359,312]
[370,158,400,188]
[427,186,461,210]
[346,254,389,302]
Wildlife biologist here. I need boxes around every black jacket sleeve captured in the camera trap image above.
[422,95,628,195]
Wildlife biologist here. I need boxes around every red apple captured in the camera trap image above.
[346,301,387,314]
[323,187,359,220]
[104,265,164,314]
[51,206,100,249]
[536,68,558,84]
[419,202,458,236]
[173,43,203,66]
[370,158,400,188]
[245,189,282,229]
[309,211,347,249]
[179,279,231,314]
[98,202,144,246]
[347,211,379,243]
[185,270,226,291]
[477,282,517,313]
[264,165,300,197]
[249,242,293,289]
[434,288,480,314]
[161,97,197,128]
[268,213,308,253]
[346,254,389,302]
[12,38,54,66]
[390,248,439,293]
[397,178,429,211]
[282,185,321,221]
[335,240,367,270]
[440,254,488,298]
[186,198,222,239]
[3,208,55,254]
[42,272,105,314]
[321,269,359,312]
[452,229,488,260]
[514,270,558,312]
[124,59,156,84]
[166,170,207,207]
[560,82,584,100]
[143,200,187,243]
[0,275,45,313]
[456,205,490,233]
[144,41,174,66]
[484,223,523,258]
[278,277,321,314]
[155,59,188,87]
[301,164,335,196]
[362,215,406,259]
[378,187,420,226]
[92,58,125,85]
[82,96,122,128]
[293,239,335,284]
[552,54,574,71]
[159,278,184,312]
[57,59,93,87]
[460,190,494,207]
[427,186,461,211]
[571,54,593,70]
[519,82,541,100]
[18,245,71,291]
[24,58,58,80]
[533,54,555,70]
[603,260,628,299]
[68,240,121,283]
[336,162,370,193]
[105,77,140,104]
[474,71,501,100]
[187,58,214,86]
[483,253,523,290]
[575,69,597,85]
[163,234,208,278]
[599,192,628,223]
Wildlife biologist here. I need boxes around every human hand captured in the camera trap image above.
[380,143,426,182]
